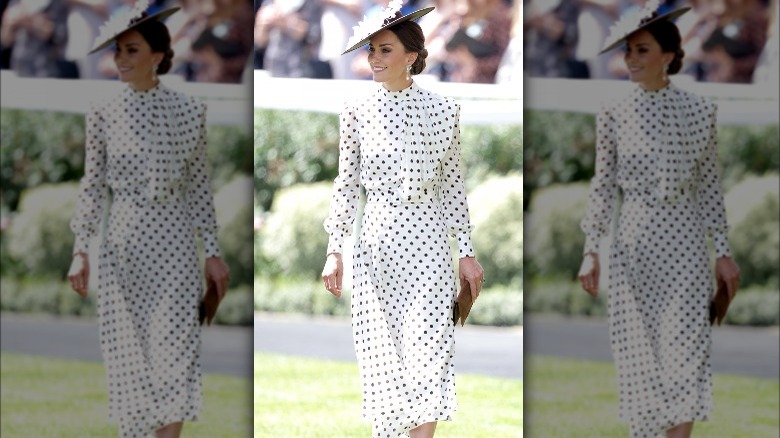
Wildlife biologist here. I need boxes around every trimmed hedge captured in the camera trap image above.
[0,108,251,213]
[524,183,590,280]
[258,182,332,280]
[253,109,523,211]
[213,175,255,287]
[5,183,81,279]
[724,174,780,289]
[469,174,523,287]
[522,110,780,209]
[0,277,252,326]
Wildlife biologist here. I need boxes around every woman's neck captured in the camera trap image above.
[382,78,413,92]
[639,77,670,92]
[128,78,159,91]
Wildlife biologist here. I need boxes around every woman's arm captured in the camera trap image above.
[186,101,221,258]
[322,102,362,297]
[579,102,618,296]
[70,103,108,256]
[580,102,618,255]
[697,103,740,298]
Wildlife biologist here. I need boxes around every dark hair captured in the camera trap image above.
[388,19,428,75]
[132,19,174,75]
[643,17,685,75]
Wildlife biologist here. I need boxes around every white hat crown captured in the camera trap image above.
[344,0,404,52]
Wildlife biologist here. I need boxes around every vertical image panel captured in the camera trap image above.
[253,0,523,436]
[523,0,779,436]
[1,0,255,436]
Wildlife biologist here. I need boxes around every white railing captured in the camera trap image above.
[0,72,249,126]
[525,77,779,126]
[253,70,523,126]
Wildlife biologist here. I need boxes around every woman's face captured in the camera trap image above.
[624,30,674,89]
[114,30,162,89]
[367,29,417,91]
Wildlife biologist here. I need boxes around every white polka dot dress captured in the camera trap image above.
[325,82,475,437]
[70,83,220,437]
[581,82,731,438]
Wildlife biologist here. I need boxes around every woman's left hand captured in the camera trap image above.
[205,257,230,301]
[715,256,740,302]
[459,256,485,301]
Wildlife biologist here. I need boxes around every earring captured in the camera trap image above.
[662,64,669,82]
[406,64,411,81]
[152,64,158,82]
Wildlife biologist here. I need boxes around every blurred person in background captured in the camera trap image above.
[496,0,523,83]
[255,0,327,78]
[445,0,512,83]
[68,3,230,436]
[1,0,72,77]
[574,0,620,79]
[190,0,253,82]
[165,0,210,80]
[417,0,460,80]
[524,0,584,78]
[322,2,484,437]
[65,0,110,79]
[579,3,740,437]
[699,0,768,83]
[318,0,367,79]
[753,0,778,86]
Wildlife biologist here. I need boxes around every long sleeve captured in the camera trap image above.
[70,103,108,255]
[581,102,619,255]
[439,105,475,258]
[323,102,361,255]
[186,103,221,258]
[696,103,730,257]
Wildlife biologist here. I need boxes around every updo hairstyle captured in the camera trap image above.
[643,16,685,75]
[387,19,428,75]
[133,18,175,75]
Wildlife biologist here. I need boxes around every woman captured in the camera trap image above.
[321,2,484,437]
[67,3,229,437]
[578,3,740,438]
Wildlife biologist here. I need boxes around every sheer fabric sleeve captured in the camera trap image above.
[323,102,361,255]
[696,103,730,257]
[581,102,619,255]
[70,103,108,255]
[439,104,475,258]
[186,101,221,258]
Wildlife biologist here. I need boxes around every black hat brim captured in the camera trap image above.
[89,7,180,55]
[599,7,690,55]
[342,7,434,55]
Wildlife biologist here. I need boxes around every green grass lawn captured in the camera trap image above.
[0,353,251,437]
[253,353,523,437]
[525,355,780,437]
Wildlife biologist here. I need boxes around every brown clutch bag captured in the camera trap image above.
[452,282,474,327]
[709,276,730,326]
[199,278,221,326]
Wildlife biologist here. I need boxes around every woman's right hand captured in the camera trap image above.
[68,252,89,297]
[578,252,600,297]
[321,253,343,298]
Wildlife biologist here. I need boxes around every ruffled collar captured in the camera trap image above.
[124,81,165,100]
[378,81,419,101]
[634,81,675,99]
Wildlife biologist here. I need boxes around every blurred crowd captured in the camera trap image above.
[254,0,522,84]
[0,0,254,82]
[525,0,779,84]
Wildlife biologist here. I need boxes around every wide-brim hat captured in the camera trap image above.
[599,3,690,55]
[342,0,434,55]
[89,4,180,54]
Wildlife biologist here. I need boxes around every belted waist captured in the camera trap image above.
[366,189,439,205]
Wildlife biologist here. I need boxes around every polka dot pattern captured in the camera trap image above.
[581,83,731,437]
[324,82,475,437]
[70,83,221,437]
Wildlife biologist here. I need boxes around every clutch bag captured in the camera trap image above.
[199,278,221,326]
[452,282,474,327]
[709,276,730,326]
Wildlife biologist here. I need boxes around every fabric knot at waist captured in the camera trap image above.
[366,188,439,206]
